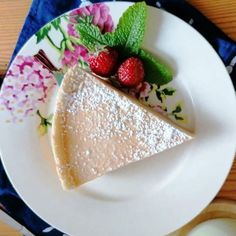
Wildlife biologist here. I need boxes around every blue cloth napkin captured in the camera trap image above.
[1,0,235,235]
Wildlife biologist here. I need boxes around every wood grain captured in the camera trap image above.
[189,0,236,41]
[170,199,236,235]
[0,0,235,76]
[0,0,31,76]
[0,0,235,220]
[0,221,21,236]
[217,158,236,200]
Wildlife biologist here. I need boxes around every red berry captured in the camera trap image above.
[89,47,118,76]
[118,57,145,87]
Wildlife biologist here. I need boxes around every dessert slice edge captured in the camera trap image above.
[51,66,193,190]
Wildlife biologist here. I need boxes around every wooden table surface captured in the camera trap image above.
[0,0,235,233]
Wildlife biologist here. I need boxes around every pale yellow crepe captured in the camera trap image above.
[51,65,193,189]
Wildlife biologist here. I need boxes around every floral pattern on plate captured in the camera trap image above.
[0,55,56,122]
[0,3,187,135]
[128,82,186,122]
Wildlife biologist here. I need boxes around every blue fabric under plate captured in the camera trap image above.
[0,0,235,235]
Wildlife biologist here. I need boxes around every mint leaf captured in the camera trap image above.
[114,2,147,55]
[75,2,147,54]
[76,22,114,51]
[35,24,51,43]
[78,15,93,24]
[74,2,173,88]
[138,49,173,86]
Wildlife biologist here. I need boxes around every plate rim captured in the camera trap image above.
[0,1,236,235]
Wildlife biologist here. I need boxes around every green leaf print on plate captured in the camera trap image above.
[35,25,52,44]
[129,82,187,124]
[36,110,53,136]
[0,2,188,128]
[51,17,61,30]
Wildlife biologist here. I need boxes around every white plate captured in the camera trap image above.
[0,2,236,236]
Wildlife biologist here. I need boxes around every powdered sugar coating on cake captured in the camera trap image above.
[51,66,192,189]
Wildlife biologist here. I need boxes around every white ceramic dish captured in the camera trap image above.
[0,2,236,235]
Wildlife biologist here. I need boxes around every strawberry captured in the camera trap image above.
[88,47,118,77]
[117,57,145,87]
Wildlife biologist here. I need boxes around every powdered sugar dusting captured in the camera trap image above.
[53,66,192,188]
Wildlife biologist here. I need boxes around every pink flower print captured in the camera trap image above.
[14,56,24,65]
[10,64,21,75]
[67,3,114,38]
[139,82,151,98]
[22,64,34,75]
[63,4,114,67]
[61,44,89,67]
[40,67,52,78]
[127,82,151,99]
[67,23,78,37]
[0,55,56,122]
[127,89,137,98]
[151,105,166,115]
[89,4,113,33]
[32,61,44,71]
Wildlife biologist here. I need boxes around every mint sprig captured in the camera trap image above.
[76,2,173,86]
[113,1,147,55]
[76,23,115,51]
[138,49,172,85]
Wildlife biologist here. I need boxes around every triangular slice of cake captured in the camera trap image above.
[51,65,193,189]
